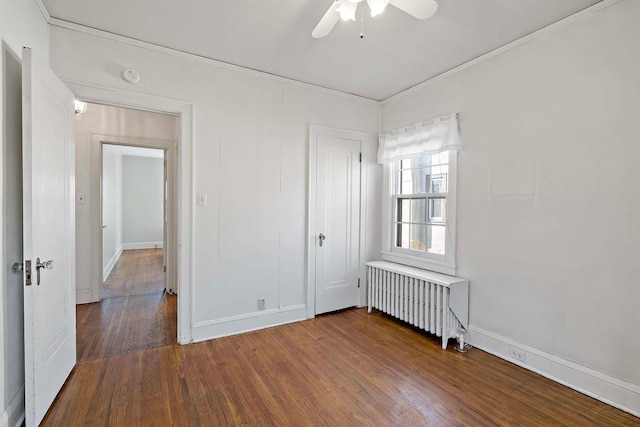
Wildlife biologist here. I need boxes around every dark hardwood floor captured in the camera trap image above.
[103,248,165,298]
[43,290,638,426]
[76,291,177,363]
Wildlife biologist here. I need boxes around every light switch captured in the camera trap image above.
[77,193,86,204]
[196,193,208,207]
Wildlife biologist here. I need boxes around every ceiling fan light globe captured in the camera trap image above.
[336,2,358,21]
[367,0,387,17]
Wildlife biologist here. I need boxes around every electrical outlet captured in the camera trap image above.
[509,346,527,363]
[258,298,266,311]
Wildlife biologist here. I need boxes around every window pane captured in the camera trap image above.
[429,198,446,222]
[433,151,448,166]
[410,199,426,223]
[399,168,429,194]
[410,224,427,251]
[429,165,448,193]
[399,170,412,194]
[427,225,446,254]
[396,223,410,248]
[397,199,410,222]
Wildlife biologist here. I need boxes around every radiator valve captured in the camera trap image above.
[455,329,471,353]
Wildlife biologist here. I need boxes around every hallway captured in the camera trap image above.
[77,249,176,363]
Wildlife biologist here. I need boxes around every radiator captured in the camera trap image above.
[366,261,469,350]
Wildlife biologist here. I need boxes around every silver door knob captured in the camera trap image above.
[35,258,54,286]
[36,259,54,270]
[319,233,327,247]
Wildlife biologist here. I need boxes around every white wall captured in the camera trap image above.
[0,0,49,425]
[382,0,640,406]
[74,103,178,302]
[122,155,164,246]
[101,144,123,279]
[50,24,380,337]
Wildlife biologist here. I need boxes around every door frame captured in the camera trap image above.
[69,82,194,344]
[95,135,177,299]
[307,124,369,319]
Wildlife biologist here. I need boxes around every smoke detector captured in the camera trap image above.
[122,69,141,84]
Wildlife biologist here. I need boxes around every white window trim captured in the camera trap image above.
[380,150,458,276]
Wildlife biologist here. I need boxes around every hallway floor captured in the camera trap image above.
[103,248,165,298]
[77,248,176,363]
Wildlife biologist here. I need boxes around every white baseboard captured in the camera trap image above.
[192,305,307,342]
[0,385,24,427]
[103,246,123,281]
[76,288,94,304]
[468,325,640,418]
[122,241,163,250]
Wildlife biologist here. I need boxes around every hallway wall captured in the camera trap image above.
[101,144,123,279]
[122,155,164,248]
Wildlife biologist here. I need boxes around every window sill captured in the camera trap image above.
[380,251,457,276]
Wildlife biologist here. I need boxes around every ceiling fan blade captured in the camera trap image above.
[312,1,342,38]
[390,0,438,20]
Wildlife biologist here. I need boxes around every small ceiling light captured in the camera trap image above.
[74,100,87,115]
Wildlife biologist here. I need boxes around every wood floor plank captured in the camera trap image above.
[103,248,164,298]
[43,248,639,426]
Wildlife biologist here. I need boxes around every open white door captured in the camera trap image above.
[22,47,76,426]
[314,129,361,314]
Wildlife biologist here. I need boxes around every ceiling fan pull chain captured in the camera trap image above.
[360,1,365,38]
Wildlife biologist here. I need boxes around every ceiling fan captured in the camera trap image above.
[312,0,438,39]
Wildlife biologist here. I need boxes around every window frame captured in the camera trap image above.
[380,150,458,276]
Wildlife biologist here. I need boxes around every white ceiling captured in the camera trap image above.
[44,0,603,100]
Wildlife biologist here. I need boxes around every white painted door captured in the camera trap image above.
[314,131,361,314]
[22,47,76,427]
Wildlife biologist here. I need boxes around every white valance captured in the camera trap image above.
[377,113,461,164]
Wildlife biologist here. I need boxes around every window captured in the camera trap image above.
[382,150,457,275]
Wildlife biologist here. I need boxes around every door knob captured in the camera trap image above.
[35,257,54,286]
[319,233,327,247]
[36,259,54,270]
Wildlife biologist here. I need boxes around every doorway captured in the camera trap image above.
[101,144,166,298]
[74,102,179,360]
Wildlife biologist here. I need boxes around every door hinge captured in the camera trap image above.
[164,265,167,273]
[358,278,360,288]
[359,153,362,162]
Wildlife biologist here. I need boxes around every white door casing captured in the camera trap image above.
[309,125,362,315]
[64,83,193,345]
[22,47,76,426]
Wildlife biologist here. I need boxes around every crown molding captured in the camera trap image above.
[48,18,379,105]
[381,0,623,105]
[33,0,51,23]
